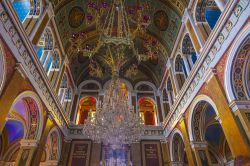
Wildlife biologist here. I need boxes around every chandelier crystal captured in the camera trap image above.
[83,76,145,145]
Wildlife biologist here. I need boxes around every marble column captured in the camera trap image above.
[30,115,54,165]
[205,70,250,157]
[182,55,191,75]
[58,137,72,166]
[178,118,196,166]
[15,139,39,166]
[230,100,250,142]
[161,139,171,166]
[190,141,212,166]
[0,66,25,134]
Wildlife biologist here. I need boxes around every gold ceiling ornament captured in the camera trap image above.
[125,64,138,79]
[89,61,104,78]
[70,0,162,78]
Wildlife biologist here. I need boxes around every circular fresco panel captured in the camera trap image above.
[68,6,85,28]
[153,10,169,31]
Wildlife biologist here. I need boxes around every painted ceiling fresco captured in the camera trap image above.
[51,0,186,86]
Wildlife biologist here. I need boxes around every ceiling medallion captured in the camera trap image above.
[154,10,169,31]
[68,0,163,78]
[68,6,85,28]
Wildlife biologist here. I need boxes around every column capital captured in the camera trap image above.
[160,137,169,143]
[203,68,217,83]
[15,63,27,79]
[171,161,184,166]
[215,115,222,124]
[229,100,250,112]
[63,136,72,143]
[130,91,137,96]
[20,139,39,148]
[190,141,208,149]
[98,90,105,96]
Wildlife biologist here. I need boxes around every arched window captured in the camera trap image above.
[43,127,61,164]
[182,34,197,69]
[12,0,42,25]
[196,0,221,30]
[58,73,73,116]
[35,28,54,68]
[162,88,170,117]
[58,74,68,103]
[76,96,97,125]
[175,55,187,89]
[167,78,174,106]
[12,0,31,23]
[63,88,72,116]
[48,51,62,88]
[171,133,188,164]
[139,97,157,126]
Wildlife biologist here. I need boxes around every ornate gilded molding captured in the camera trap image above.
[163,0,250,136]
[68,125,165,140]
[0,2,69,135]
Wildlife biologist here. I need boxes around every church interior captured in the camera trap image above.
[0,0,249,165]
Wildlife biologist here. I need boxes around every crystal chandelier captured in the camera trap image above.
[83,75,144,145]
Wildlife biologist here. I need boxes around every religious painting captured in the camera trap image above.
[68,140,92,166]
[153,10,169,31]
[68,6,85,28]
[141,141,163,166]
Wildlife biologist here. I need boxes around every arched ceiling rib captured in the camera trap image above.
[51,0,188,87]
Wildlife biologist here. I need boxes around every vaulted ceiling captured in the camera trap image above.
[50,0,188,87]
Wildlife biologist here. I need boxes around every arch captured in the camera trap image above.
[138,97,157,126]
[135,81,156,92]
[36,28,54,60]
[45,127,62,161]
[0,39,6,96]
[162,88,170,117]
[76,96,97,125]
[48,50,62,88]
[58,73,69,103]
[174,54,187,89]
[182,33,197,68]
[63,87,73,116]
[188,95,233,163]
[50,50,61,71]
[10,91,44,140]
[225,27,250,102]
[188,95,219,141]
[166,77,175,106]
[194,0,221,29]
[78,80,102,91]
[169,129,187,163]
[0,91,44,163]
